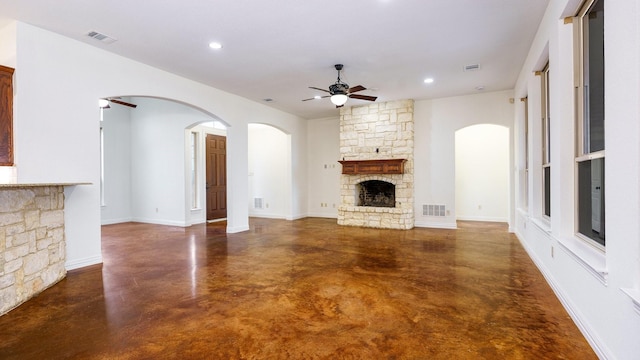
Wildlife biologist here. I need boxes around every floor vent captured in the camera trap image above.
[423,204,446,216]
[254,198,263,209]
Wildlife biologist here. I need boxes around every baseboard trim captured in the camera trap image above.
[414,220,457,229]
[513,230,612,360]
[65,255,102,271]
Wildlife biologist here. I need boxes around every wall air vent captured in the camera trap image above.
[86,31,117,44]
[423,204,446,217]
[463,64,481,72]
[254,198,263,209]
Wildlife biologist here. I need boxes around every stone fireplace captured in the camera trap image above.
[337,100,414,229]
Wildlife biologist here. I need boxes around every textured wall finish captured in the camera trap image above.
[0,186,66,315]
[338,100,414,229]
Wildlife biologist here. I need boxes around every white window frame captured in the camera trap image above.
[541,63,551,219]
[522,96,529,211]
[574,0,605,250]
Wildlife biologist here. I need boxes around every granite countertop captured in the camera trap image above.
[0,182,91,188]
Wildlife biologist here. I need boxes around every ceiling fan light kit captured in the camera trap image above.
[303,64,377,108]
[331,94,348,106]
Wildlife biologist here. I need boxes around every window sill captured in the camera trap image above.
[557,235,608,285]
[621,288,640,316]
[531,217,551,234]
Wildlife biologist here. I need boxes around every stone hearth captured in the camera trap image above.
[337,100,414,229]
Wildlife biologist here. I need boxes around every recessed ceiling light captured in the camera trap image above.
[423,78,434,84]
[314,95,321,99]
[208,42,223,49]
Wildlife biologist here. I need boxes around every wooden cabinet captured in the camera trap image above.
[338,159,406,175]
[0,65,14,166]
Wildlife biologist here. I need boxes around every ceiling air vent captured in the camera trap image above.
[464,64,481,72]
[86,31,117,44]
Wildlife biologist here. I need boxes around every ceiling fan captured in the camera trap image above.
[302,64,377,108]
[99,97,137,109]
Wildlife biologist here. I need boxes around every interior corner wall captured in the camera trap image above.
[413,90,515,229]
[306,117,340,218]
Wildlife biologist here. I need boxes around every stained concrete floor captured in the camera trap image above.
[0,218,596,359]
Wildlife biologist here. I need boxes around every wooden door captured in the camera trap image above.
[206,134,227,220]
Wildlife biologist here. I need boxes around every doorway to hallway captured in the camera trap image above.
[206,134,227,221]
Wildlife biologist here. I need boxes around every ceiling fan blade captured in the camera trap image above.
[348,85,366,93]
[302,95,330,101]
[309,86,331,93]
[109,98,137,108]
[349,94,377,102]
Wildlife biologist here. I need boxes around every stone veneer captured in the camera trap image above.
[0,185,66,315]
[337,100,414,229]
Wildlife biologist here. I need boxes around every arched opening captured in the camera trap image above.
[454,124,509,222]
[247,123,292,219]
[100,96,227,227]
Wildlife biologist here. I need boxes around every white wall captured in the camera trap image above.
[455,124,509,222]
[3,22,306,269]
[0,21,15,68]
[100,104,132,224]
[306,117,341,218]
[414,90,515,229]
[512,1,640,359]
[248,123,290,219]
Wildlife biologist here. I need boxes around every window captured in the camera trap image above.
[541,63,551,218]
[575,0,605,247]
[522,96,529,210]
[190,131,199,209]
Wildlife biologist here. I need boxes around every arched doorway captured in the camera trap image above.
[100,96,228,227]
[247,123,292,219]
[454,124,509,222]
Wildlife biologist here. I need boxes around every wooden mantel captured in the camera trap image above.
[338,159,407,175]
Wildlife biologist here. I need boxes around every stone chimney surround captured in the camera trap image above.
[337,100,414,229]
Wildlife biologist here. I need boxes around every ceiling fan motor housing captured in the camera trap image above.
[329,82,349,95]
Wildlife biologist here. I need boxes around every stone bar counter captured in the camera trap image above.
[0,183,84,315]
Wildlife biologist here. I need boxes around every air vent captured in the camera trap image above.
[463,64,481,72]
[254,198,263,209]
[423,204,446,217]
[86,31,117,44]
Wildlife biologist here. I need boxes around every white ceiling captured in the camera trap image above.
[0,0,549,119]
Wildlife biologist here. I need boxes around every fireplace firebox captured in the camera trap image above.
[356,180,395,207]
